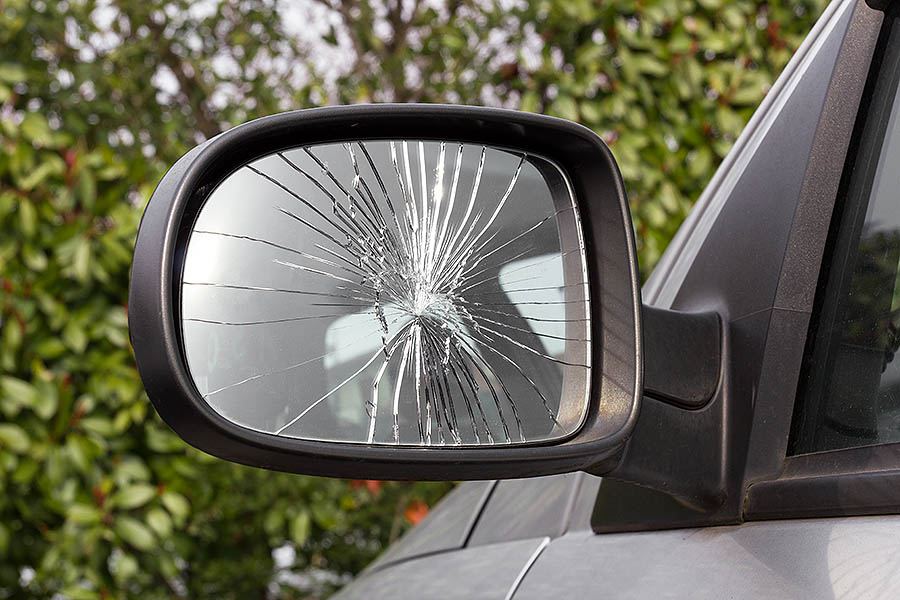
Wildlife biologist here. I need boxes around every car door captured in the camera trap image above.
[336,473,600,599]
[513,1,900,598]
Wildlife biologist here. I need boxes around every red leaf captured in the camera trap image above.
[404,499,428,525]
[349,479,383,495]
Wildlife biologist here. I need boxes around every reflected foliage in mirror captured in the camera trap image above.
[181,140,591,446]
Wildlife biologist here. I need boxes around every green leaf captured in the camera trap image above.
[146,507,173,537]
[77,171,97,210]
[22,245,48,271]
[33,338,67,359]
[0,522,9,555]
[65,435,92,473]
[113,457,151,482]
[32,384,58,419]
[731,83,764,106]
[520,91,540,113]
[290,510,311,545]
[633,55,668,77]
[62,321,88,353]
[114,516,156,551]
[688,147,714,178]
[72,237,92,283]
[263,509,285,537]
[112,551,139,582]
[80,416,116,437]
[61,585,100,600]
[0,423,30,453]
[67,503,103,524]
[21,113,55,146]
[549,95,579,121]
[1,376,39,409]
[0,63,26,84]
[18,199,37,236]
[160,491,190,523]
[110,483,157,510]
[12,458,39,483]
[146,427,185,452]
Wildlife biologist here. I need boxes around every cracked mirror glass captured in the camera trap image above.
[180,140,591,446]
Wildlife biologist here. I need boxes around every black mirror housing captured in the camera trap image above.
[128,104,643,480]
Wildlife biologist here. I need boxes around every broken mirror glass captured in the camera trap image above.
[180,140,592,446]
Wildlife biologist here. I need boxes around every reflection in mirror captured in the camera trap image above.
[181,140,591,446]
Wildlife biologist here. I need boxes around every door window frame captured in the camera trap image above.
[747,4,900,521]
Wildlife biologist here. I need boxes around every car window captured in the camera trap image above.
[791,17,900,454]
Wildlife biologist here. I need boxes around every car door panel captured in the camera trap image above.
[364,481,495,572]
[514,517,900,599]
[335,537,546,600]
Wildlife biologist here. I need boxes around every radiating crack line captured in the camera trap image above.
[460,305,590,323]
[357,142,410,258]
[425,142,447,275]
[458,209,568,281]
[275,320,415,435]
[457,328,561,427]
[420,325,481,444]
[367,327,409,444]
[204,324,388,398]
[184,313,375,327]
[431,146,485,280]
[344,144,409,267]
[453,248,536,295]
[464,319,589,368]
[444,334,500,444]
[465,283,584,297]
[192,230,366,278]
[454,334,527,440]
[273,259,361,286]
[280,152,385,249]
[183,281,372,302]
[451,338,512,443]
[413,324,426,444]
[249,165,370,257]
[459,249,581,293]
[469,313,590,343]
[432,143,464,276]
[301,147,383,236]
[302,147,409,270]
[391,331,414,444]
[434,154,525,290]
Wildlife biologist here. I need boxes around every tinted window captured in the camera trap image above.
[791,19,900,453]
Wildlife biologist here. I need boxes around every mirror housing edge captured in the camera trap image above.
[128,104,646,480]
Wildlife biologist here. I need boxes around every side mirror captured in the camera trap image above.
[129,104,647,480]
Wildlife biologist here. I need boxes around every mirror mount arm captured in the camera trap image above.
[641,305,721,409]
[596,305,727,514]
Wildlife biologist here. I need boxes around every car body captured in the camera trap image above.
[331,0,900,597]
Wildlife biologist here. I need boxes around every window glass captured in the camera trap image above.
[791,20,900,453]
